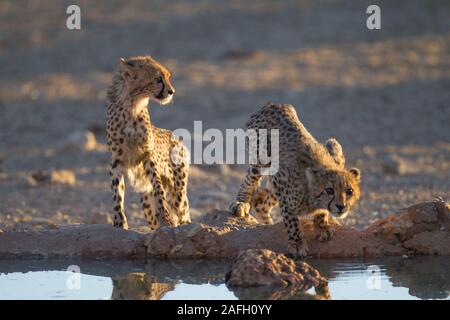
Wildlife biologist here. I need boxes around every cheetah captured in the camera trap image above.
[111,273,175,300]
[106,56,190,230]
[229,103,361,258]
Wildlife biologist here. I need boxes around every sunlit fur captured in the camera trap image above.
[106,56,189,230]
[108,55,175,107]
[305,167,361,219]
[229,103,361,258]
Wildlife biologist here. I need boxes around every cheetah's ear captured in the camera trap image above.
[119,58,130,67]
[349,168,361,182]
[119,58,136,71]
[119,58,137,78]
[325,138,345,168]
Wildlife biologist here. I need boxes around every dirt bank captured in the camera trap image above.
[0,198,447,259]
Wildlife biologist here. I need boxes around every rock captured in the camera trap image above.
[28,169,76,186]
[403,231,449,255]
[407,201,439,224]
[145,222,225,258]
[199,210,259,227]
[382,154,408,175]
[367,197,450,255]
[225,249,330,300]
[362,146,376,157]
[49,170,77,185]
[0,224,146,259]
[63,130,97,151]
[88,212,113,225]
[226,249,326,287]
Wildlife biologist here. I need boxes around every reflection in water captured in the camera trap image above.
[110,259,228,300]
[231,282,331,300]
[109,268,331,300]
[0,257,448,300]
[311,256,449,300]
[384,257,450,300]
[108,259,332,300]
[111,273,175,300]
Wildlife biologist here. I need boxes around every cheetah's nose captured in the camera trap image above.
[336,204,344,212]
[168,89,174,95]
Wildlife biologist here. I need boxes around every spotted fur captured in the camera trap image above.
[106,56,190,230]
[229,103,361,258]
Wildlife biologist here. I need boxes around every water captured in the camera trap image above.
[0,257,448,300]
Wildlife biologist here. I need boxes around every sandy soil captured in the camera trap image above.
[0,0,449,231]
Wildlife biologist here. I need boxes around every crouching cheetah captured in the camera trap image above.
[106,56,190,230]
[229,103,361,258]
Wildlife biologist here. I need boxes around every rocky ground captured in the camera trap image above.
[0,0,449,231]
[1,198,448,259]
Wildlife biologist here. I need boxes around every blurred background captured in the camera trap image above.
[0,0,449,230]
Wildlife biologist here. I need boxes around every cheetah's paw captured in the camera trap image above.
[158,210,178,227]
[316,226,335,242]
[228,201,251,217]
[113,221,129,230]
[286,241,309,259]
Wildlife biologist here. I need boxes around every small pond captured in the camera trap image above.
[0,257,448,300]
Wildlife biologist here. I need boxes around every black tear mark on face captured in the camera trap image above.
[156,80,165,100]
[327,194,335,211]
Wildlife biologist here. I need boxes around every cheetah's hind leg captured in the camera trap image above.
[169,142,191,225]
[140,192,159,231]
[169,162,190,225]
[252,186,278,225]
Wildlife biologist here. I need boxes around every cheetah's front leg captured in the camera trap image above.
[143,158,175,227]
[229,165,262,217]
[313,210,335,242]
[281,210,309,259]
[274,173,308,258]
[110,160,128,229]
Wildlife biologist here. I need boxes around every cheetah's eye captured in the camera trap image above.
[346,188,353,196]
[325,188,334,195]
[156,76,163,83]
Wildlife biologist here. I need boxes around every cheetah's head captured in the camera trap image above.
[305,167,361,219]
[118,56,175,105]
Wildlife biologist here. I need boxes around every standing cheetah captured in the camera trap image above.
[106,56,190,230]
[229,103,361,258]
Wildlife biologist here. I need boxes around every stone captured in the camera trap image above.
[367,197,449,254]
[225,249,327,288]
[64,130,97,151]
[0,224,146,259]
[88,212,113,225]
[382,154,408,175]
[403,231,449,255]
[28,169,76,186]
[225,249,330,300]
